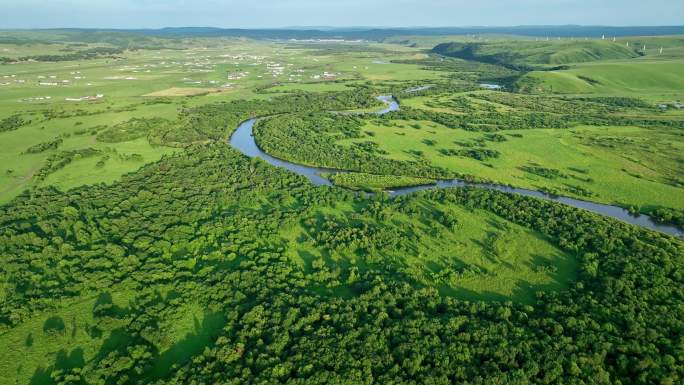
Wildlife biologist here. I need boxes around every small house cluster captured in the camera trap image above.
[65,94,104,102]
[311,71,340,80]
[20,96,52,103]
[658,102,683,110]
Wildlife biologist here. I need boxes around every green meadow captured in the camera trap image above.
[433,39,640,66]
[4,34,679,214]
[278,199,577,304]
[338,119,684,211]
[0,285,224,385]
[520,58,684,100]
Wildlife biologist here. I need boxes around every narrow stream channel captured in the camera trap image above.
[229,96,684,239]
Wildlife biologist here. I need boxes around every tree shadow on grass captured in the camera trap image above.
[93,292,127,318]
[28,366,52,385]
[94,328,133,360]
[438,285,510,303]
[525,252,578,288]
[424,260,443,274]
[28,348,86,385]
[55,348,85,371]
[145,311,226,381]
[43,316,66,335]
[512,279,569,305]
[297,249,319,273]
[471,232,502,266]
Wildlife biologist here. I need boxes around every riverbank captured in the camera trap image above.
[229,95,684,239]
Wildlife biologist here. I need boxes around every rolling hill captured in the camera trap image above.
[432,40,641,68]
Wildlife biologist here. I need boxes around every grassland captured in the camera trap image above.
[0,289,134,385]
[433,39,640,67]
[0,101,179,203]
[518,58,684,100]
[0,285,223,385]
[338,117,684,212]
[143,87,225,96]
[0,37,444,203]
[278,199,577,304]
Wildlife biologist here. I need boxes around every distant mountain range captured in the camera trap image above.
[39,25,684,41]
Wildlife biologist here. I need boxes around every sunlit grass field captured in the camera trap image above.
[0,289,134,385]
[519,58,684,101]
[338,120,684,212]
[0,286,223,385]
[279,200,577,304]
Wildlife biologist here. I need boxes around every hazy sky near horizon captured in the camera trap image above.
[2,0,683,29]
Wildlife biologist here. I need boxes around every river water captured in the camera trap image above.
[229,96,684,239]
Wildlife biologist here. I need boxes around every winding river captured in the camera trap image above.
[229,96,684,239]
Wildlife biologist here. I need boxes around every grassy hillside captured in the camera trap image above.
[433,40,640,67]
[616,35,684,58]
[517,58,684,100]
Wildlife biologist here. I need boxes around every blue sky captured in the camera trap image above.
[2,0,683,29]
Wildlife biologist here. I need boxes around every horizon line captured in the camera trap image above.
[3,24,684,31]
